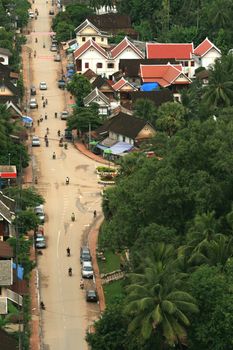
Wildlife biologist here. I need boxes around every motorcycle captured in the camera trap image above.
[71,213,75,221]
[64,143,68,150]
[52,152,56,159]
[66,177,70,185]
[68,268,72,276]
[40,301,45,310]
[67,247,70,257]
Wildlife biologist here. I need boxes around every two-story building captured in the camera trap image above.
[74,37,144,79]
[193,37,221,70]
[74,19,110,48]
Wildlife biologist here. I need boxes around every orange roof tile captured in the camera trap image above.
[140,64,191,87]
[146,43,194,60]
[74,39,108,59]
[194,37,220,57]
[112,77,136,91]
[111,37,144,59]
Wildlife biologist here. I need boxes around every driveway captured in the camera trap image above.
[26,1,101,349]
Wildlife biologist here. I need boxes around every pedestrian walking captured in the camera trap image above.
[42,95,44,100]
[45,113,47,120]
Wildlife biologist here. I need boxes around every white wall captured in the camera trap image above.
[0,54,9,65]
[201,48,221,69]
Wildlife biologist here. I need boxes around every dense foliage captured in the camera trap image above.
[88,55,233,349]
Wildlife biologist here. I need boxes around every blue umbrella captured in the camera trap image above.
[67,69,74,73]
[22,115,33,124]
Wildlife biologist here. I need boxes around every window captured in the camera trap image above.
[92,37,96,41]
[85,63,89,69]
[82,37,85,42]
[123,136,126,142]
[191,61,195,67]
[101,37,104,42]
[184,61,189,67]
[107,63,114,69]
[97,62,103,68]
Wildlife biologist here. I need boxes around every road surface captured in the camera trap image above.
[26,1,101,349]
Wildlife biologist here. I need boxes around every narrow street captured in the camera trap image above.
[25,1,101,349]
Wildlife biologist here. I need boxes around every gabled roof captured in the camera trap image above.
[74,39,108,60]
[0,241,14,258]
[130,90,173,107]
[119,58,177,77]
[82,68,98,81]
[194,37,221,57]
[74,19,104,35]
[146,43,194,60]
[6,100,22,116]
[92,75,115,91]
[0,48,12,57]
[0,63,10,78]
[111,37,144,59]
[95,112,154,139]
[140,64,191,87]
[88,13,132,31]
[83,87,110,105]
[112,77,136,91]
[0,329,18,350]
[0,77,19,96]
[0,192,15,212]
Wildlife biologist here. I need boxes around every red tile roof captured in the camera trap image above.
[74,39,108,59]
[146,43,194,60]
[112,77,136,91]
[0,241,14,258]
[194,37,221,57]
[140,64,191,87]
[111,37,144,59]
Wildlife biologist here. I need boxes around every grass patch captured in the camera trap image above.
[103,280,124,306]
[98,250,121,274]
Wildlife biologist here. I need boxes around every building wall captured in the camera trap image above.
[76,26,108,47]
[201,48,221,68]
[137,124,156,140]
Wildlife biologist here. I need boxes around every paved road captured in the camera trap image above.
[27,1,101,349]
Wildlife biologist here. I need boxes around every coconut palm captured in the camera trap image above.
[125,255,198,348]
[203,58,233,108]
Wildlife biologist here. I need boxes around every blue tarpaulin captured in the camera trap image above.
[141,82,159,91]
[13,263,24,280]
[110,142,133,155]
[96,144,108,151]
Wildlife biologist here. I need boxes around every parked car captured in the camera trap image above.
[64,128,73,140]
[82,261,93,279]
[50,44,58,52]
[29,98,38,109]
[35,235,46,249]
[60,111,69,120]
[32,136,40,147]
[80,246,91,263]
[28,10,34,19]
[86,289,98,302]
[30,85,36,95]
[39,81,47,90]
[57,79,66,89]
[54,54,61,62]
[34,205,45,223]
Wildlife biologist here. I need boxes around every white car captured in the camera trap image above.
[34,205,45,223]
[39,82,47,90]
[28,11,34,19]
[32,136,40,147]
[50,44,58,52]
[29,98,38,109]
[60,111,69,120]
[82,261,93,279]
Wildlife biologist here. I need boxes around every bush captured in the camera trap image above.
[97,166,115,173]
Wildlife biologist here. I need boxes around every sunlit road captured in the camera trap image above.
[26,1,101,349]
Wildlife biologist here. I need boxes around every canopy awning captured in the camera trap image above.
[96,144,108,151]
[110,142,133,155]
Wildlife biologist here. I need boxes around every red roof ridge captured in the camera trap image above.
[194,37,221,57]
[74,39,108,59]
[146,42,194,60]
[111,37,144,59]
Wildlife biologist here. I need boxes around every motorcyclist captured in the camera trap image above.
[66,177,69,185]
[57,130,61,137]
[46,139,49,147]
[54,112,57,118]
[71,212,75,221]
[93,210,97,218]
[52,152,56,159]
[35,37,38,43]
[80,279,84,289]
[46,127,49,134]
[66,247,70,256]
[40,301,45,310]
[68,267,72,276]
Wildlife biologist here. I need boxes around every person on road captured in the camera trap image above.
[80,279,84,289]
[71,212,75,221]
[57,130,61,137]
[52,152,56,159]
[35,37,38,43]
[46,127,49,134]
[45,113,47,120]
[54,112,57,118]
[66,247,70,256]
[45,98,48,105]
[93,210,97,218]
[66,176,70,185]
[43,42,45,48]
[37,120,40,126]
[43,101,46,108]
[68,267,72,276]
[34,50,36,58]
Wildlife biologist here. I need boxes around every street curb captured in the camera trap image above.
[75,142,114,166]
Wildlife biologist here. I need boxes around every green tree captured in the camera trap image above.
[156,102,186,136]
[125,254,198,348]
[67,104,102,133]
[3,187,44,211]
[203,57,233,108]
[67,74,92,106]
[14,210,40,235]
[133,99,157,124]
[54,21,75,42]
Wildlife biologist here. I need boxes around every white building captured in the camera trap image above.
[193,37,221,70]
[74,37,144,79]
[74,19,110,48]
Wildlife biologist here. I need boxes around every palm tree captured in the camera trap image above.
[203,58,233,108]
[125,253,198,348]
